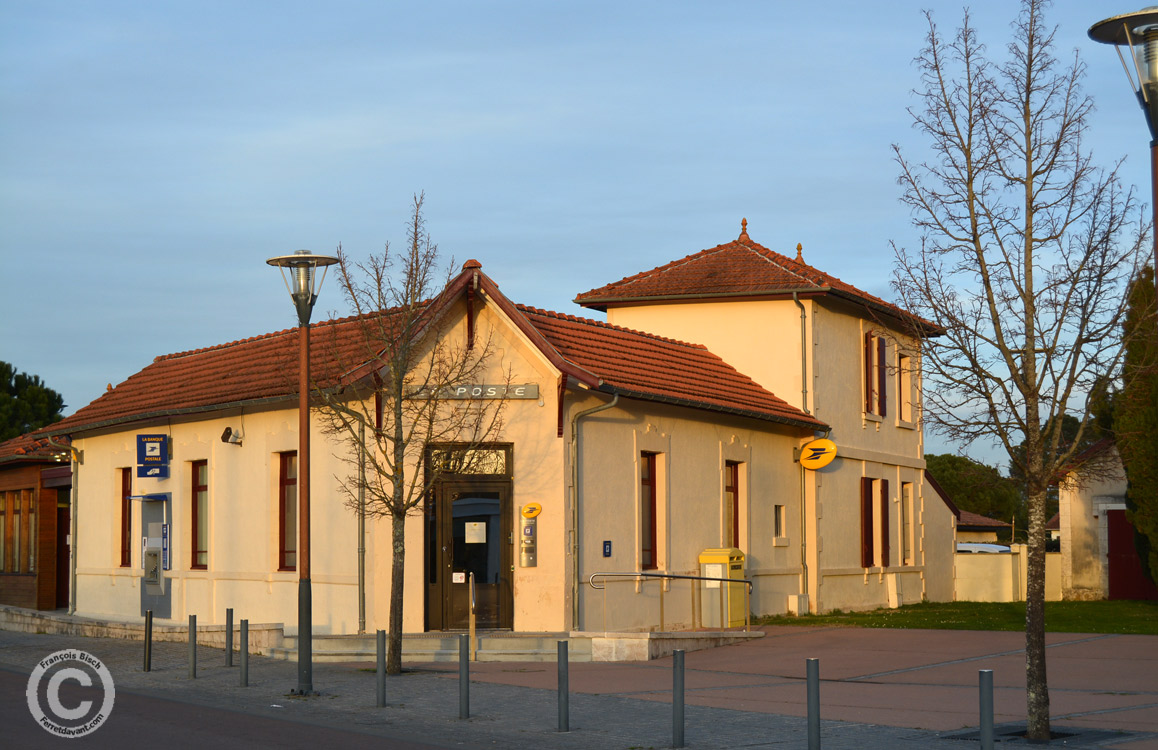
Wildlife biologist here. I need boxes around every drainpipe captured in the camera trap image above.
[358,420,366,634]
[568,390,618,631]
[46,436,80,615]
[792,292,809,414]
[792,292,811,613]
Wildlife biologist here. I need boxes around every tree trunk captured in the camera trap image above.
[386,507,406,674]
[1024,484,1050,740]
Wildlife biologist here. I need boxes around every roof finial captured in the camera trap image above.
[796,243,803,262]
[739,218,749,240]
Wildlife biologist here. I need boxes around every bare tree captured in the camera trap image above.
[315,194,507,673]
[892,1,1147,740]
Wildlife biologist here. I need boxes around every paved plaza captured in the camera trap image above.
[1,624,1155,748]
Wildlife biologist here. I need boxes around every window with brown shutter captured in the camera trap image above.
[879,478,890,568]
[877,336,888,417]
[191,460,208,569]
[860,477,874,568]
[724,461,740,548]
[641,452,658,570]
[279,452,297,570]
[120,468,132,567]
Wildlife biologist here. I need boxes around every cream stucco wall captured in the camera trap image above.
[1058,454,1127,600]
[608,301,809,414]
[72,407,360,633]
[955,548,1062,602]
[569,393,809,631]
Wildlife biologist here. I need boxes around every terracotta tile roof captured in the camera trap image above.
[574,225,938,332]
[45,266,824,436]
[1046,513,1059,531]
[517,306,825,429]
[0,431,71,465]
[46,312,400,436]
[958,510,1012,530]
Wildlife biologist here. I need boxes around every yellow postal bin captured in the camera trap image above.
[698,548,746,628]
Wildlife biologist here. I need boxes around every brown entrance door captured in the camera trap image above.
[434,479,512,630]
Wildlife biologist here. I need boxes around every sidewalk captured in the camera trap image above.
[2,625,1156,748]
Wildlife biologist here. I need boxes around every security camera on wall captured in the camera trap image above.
[221,427,243,446]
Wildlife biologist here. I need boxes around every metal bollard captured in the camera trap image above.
[558,640,569,732]
[240,619,249,687]
[459,634,470,719]
[376,630,386,708]
[226,608,234,667]
[144,610,153,672]
[980,669,994,750]
[807,658,820,750]
[673,649,685,748]
[188,614,197,679]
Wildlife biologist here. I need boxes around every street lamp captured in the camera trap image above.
[267,249,339,695]
[1090,7,1158,284]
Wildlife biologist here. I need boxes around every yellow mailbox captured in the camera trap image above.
[698,548,746,628]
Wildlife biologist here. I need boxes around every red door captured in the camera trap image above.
[1107,509,1158,600]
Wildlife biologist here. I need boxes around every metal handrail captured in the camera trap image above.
[587,571,753,632]
[587,570,753,591]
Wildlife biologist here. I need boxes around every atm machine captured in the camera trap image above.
[133,492,172,618]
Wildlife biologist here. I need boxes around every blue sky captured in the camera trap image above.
[0,1,1144,466]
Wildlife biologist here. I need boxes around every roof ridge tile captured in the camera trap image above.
[155,309,409,362]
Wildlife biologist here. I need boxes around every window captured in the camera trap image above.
[860,477,890,568]
[898,354,914,423]
[724,461,740,548]
[773,504,786,540]
[1,489,36,574]
[640,451,658,570]
[279,452,298,571]
[879,478,890,567]
[120,468,132,567]
[12,491,22,572]
[901,482,914,565]
[26,490,35,573]
[191,460,208,569]
[864,331,888,417]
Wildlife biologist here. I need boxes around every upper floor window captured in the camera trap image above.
[898,353,914,424]
[864,331,888,418]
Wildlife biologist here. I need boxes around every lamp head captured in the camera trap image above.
[266,250,340,326]
[1090,7,1158,141]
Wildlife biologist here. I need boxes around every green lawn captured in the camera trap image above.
[754,600,1158,635]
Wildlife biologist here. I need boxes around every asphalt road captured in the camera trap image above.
[2,667,465,750]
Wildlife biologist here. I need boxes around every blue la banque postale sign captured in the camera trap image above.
[136,434,170,478]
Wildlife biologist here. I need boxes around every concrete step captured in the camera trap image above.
[270,632,593,663]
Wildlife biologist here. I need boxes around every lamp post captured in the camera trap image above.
[1090,7,1158,286]
[267,249,339,695]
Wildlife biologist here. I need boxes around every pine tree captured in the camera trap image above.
[1117,267,1158,583]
